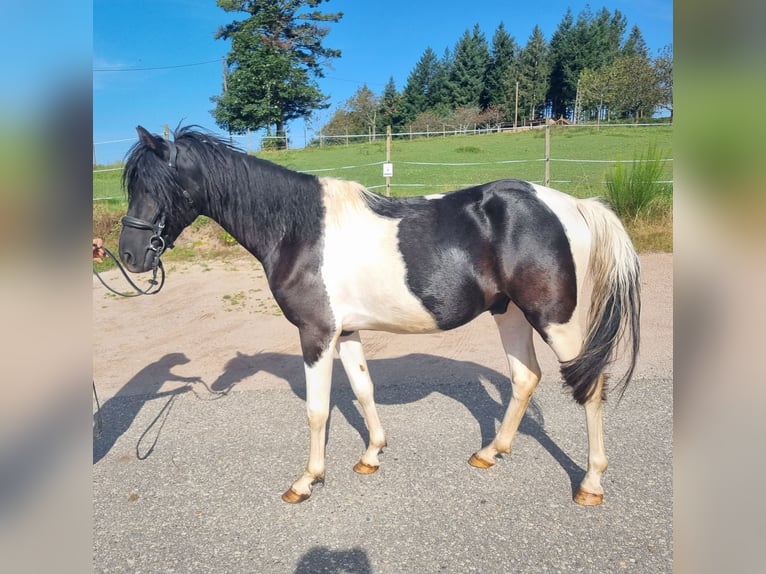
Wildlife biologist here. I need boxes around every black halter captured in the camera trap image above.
[119,139,184,271]
[113,139,199,294]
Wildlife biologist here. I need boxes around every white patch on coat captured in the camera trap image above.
[530,183,593,359]
[424,193,444,200]
[319,178,439,334]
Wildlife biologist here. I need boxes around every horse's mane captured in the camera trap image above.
[124,125,328,251]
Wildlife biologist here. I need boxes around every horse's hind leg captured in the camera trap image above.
[469,304,541,468]
[544,322,608,506]
[336,332,387,474]
[574,373,607,505]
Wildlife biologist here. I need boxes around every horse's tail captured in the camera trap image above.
[561,198,641,405]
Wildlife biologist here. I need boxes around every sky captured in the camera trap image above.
[93,0,673,165]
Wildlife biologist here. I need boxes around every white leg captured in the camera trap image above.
[282,344,335,503]
[574,373,608,505]
[469,305,541,468]
[542,320,608,505]
[336,332,386,473]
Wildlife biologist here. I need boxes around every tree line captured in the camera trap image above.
[209,2,672,146]
[321,7,672,140]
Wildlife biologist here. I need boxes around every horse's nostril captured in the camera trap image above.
[121,250,133,266]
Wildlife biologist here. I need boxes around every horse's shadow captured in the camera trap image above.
[94,349,584,495]
[212,350,585,495]
[93,353,202,464]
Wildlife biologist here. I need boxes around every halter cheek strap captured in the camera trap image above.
[167,139,178,168]
[165,140,196,208]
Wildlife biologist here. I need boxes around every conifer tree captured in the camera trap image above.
[211,0,342,143]
[518,25,551,121]
[400,47,441,123]
[449,24,490,109]
[482,22,520,117]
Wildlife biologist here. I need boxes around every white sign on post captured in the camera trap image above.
[383,162,393,178]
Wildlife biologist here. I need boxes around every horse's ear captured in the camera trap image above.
[136,125,169,158]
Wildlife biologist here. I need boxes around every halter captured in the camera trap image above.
[121,213,169,264]
[116,139,184,283]
[113,210,169,295]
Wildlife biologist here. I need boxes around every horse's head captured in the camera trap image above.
[119,126,204,273]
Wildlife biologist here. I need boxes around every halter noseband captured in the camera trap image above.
[120,212,168,286]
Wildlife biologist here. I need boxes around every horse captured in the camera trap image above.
[118,125,640,506]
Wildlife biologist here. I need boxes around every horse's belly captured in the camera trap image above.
[335,298,440,334]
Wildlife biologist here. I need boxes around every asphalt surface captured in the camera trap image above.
[93,374,671,573]
[93,254,672,573]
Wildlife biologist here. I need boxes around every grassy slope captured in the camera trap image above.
[93,125,672,253]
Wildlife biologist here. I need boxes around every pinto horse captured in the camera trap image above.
[119,126,640,506]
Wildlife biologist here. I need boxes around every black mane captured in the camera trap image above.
[123,125,325,259]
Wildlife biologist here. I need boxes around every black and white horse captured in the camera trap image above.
[119,126,640,505]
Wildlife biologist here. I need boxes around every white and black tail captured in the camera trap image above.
[562,198,641,404]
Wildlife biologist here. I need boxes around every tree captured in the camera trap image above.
[518,25,550,122]
[547,8,575,118]
[346,84,380,139]
[578,66,615,126]
[211,0,342,143]
[429,48,453,113]
[399,47,442,123]
[654,45,673,118]
[449,24,490,109]
[378,77,402,130]
[610,55,662,121]
[622,24,649,58]
[547,7,628,119]
[482,22,519,116]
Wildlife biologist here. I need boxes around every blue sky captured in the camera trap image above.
[93,0,673,164]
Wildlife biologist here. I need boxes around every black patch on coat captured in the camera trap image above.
[367,179,577,336]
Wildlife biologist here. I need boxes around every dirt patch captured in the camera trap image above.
[93,253,672,401]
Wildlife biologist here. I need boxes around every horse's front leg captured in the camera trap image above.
[336,331,386,474]
[282,331,337,504]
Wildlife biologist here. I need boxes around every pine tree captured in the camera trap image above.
[428,48,453,113]
[548,7,628,119]
[378,77,402,130]
[622,25,649,58]
[449,24,490,109]
[211,0,342,142]
[518,25,550,122]
[482,22,520,117]
[400,47,441,123]
[547,8,575,118]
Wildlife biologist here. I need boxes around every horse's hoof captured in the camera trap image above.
[281,487,310,504]
[468,453,494,469]
[353,461,379,474]
[573,488,603,506]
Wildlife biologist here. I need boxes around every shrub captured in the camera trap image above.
[605,144,672,220]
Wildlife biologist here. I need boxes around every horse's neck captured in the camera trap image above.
[201,169,324,266]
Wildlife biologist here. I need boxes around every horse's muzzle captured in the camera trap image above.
[119,215,168,273]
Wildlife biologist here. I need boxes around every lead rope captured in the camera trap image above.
[93,380,103,437]
[92,245,165,297]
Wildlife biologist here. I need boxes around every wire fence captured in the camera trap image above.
[94,122,672,201]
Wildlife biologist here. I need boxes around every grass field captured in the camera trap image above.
[93,124,672,254]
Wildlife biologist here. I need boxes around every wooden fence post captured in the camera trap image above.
[385,125,392,197]
[544,119,551,187]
